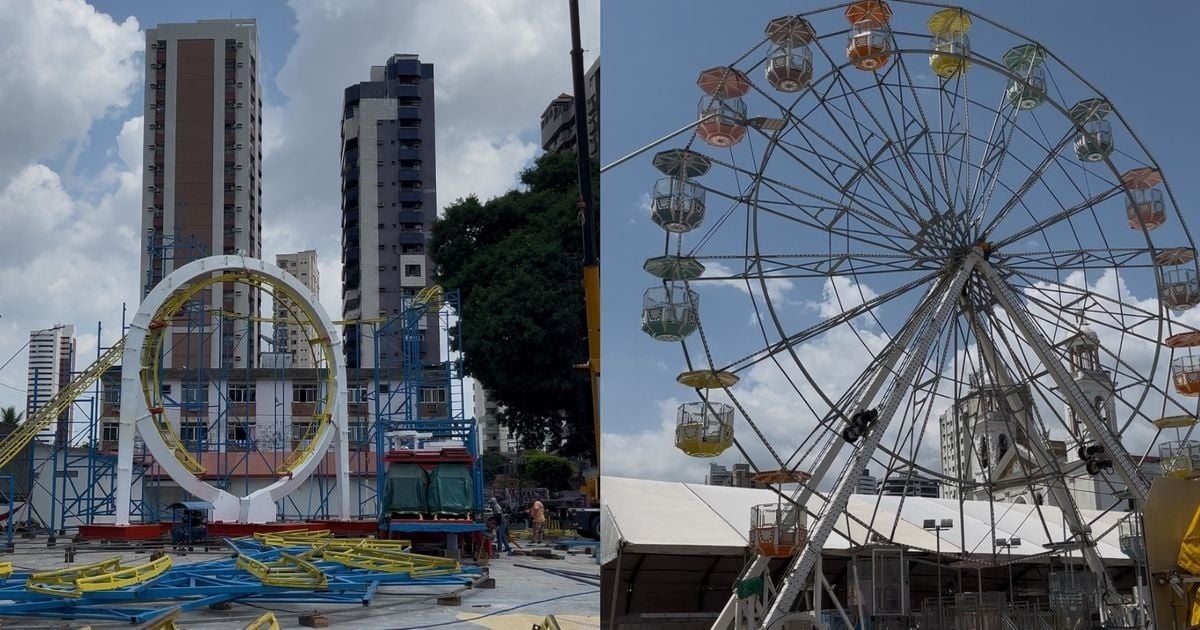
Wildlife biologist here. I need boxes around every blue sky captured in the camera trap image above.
[600,0,1200,482]
[0,0,598,413]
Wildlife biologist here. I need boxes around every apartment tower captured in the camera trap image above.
[140,20,263,370]
[273,250,321,368]
[340,54,438,369]
[26,325,76,444]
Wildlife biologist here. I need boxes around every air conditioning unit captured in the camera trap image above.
[237,42,244,48]
[146,227,155,233]
[235,143,244,149]
[236,205,244,212]
[148,83,158,89]
[235,227,244,233]
[235,164,244,170]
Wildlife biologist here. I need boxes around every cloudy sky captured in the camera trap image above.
[601,0,1200,487]
[0,0,598,412]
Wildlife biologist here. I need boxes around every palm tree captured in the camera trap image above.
[0,407,22,428]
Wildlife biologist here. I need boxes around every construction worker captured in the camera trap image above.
[528,498,546,544]
[489,496,512,553]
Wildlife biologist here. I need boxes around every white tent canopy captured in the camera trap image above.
[601,476,1133,565]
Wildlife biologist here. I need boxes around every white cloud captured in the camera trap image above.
[0,0,141,183]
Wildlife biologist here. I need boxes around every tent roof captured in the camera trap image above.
[601,476,1133,565]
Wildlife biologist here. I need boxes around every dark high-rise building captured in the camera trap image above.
[540,58,599,157]
[140,20,263,370]
[340,54,438,369]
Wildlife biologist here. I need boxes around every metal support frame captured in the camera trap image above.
[975,260,1150,502]
[961,304,1117,598]
[759,255,978,629]
[712,272,950,629]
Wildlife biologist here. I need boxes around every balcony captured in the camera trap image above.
[397,211,424,224]
[397,190,424,203]
[396,106,421,119]
[397,232,426,246]
[395,147,421,161]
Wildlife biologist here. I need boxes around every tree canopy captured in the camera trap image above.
[430,151,598,458]
[522,450,578,492]
[0,406,21,427]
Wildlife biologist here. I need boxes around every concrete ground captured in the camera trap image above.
[0,537,601,629]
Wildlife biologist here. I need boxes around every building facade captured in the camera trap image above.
[340,54,438,370]
[140,19,263,371]
[539,58,599,157]
[26,325,75,444]
[474,381,515,454]
[273,250,320,368]
[877,469,940,498]
[856,467,879,494]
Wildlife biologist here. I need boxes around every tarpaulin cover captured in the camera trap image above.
[384,463,429,514]
[1178,501,1200,574]
[428,463,474,515]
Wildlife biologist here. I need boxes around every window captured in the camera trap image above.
[349,387,369,403]
[420,386,446,404]
[180,421,209,444]
[292,421,314,442]
[227,421,253,442]
[349,421,368,444]
[404,264,422,277]
[182,384,207,405]
[101,422,119,442]
[292,384,319,403]
[103,383,120,404]
[228,384,256,403]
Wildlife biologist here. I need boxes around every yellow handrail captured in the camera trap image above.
[0,338,125,470]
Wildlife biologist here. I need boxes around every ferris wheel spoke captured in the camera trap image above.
[718,268,942,375]
[967,86,1022,228]
[706,145,914,242]
[995,247,1161,272]
[1013,287,1192,435]
[750,178,920,256]
[978,130,1073,239]
[800,43,940,220]
[692,251,936,280]
[767,70,928,231]
[992,183,1123,250]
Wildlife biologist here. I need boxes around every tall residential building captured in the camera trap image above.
[474,381,515,454]
[26,325,75,444]
[273,250,320,368]
[540,58,599,157]
[140,20,263,370]
[340,54,438,369]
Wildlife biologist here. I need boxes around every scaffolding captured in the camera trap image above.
[11,263,473,531]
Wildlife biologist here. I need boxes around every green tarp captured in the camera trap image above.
[384,463,428,514]
[428,463,473,515]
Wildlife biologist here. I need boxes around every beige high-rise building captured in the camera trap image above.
[273,250,320,368]
[139,19,263,370]
[26,325,75,445]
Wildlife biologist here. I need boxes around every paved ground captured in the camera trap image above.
[0,537,601,629]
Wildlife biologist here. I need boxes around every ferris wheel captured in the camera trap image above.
[622,1,1200,626]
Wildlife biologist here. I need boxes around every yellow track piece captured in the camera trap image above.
[237,552,327,588]
[27,557,124,597]
[0,337,125,470]
[245,611,280,630]
[321,546,459,577]
[77,555,172,593]
[140,272,338,477]
[0,562,12,579]
[253,529,333,548]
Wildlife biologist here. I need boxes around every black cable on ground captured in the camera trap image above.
[383,589,600,630]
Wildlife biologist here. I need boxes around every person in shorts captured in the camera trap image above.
[528,499,546,544]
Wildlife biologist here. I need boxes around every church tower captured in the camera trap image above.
[1063,320,1119,510]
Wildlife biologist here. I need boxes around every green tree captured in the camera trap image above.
[0,406,22,428]
[431,151,598,457]
[481,451,511,485]
[523,450,578,492]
